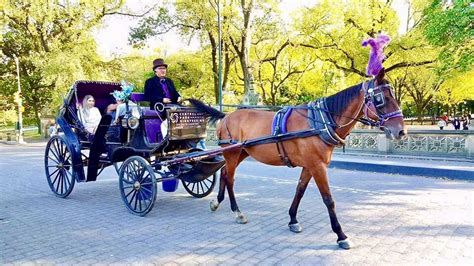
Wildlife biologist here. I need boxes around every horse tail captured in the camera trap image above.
[187,99,226,125]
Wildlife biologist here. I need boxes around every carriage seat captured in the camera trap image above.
[131,93,164,143]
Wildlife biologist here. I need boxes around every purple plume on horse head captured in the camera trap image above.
[362,33,391,76]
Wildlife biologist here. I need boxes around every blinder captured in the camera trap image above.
[363,80,403,127]
[366,83,392,109]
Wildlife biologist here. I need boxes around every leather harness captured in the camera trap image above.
[216,80,403,168]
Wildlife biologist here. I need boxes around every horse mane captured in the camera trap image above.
[324,83,363,114]
[187,98,226,125]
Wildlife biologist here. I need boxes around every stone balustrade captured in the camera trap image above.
[205,128,474,158]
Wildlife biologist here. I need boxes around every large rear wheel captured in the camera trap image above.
[119,156,157,216]
[44,136,76,198]
[181,173,216,198]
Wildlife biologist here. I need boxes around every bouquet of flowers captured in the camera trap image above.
[112,80,134,102]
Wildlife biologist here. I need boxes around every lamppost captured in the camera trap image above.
[13,55,25,144]
[217,0,223,111]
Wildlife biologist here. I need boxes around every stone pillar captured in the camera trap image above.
[377,133,390,152]
[242,75,261,106]
[467,134,474,157]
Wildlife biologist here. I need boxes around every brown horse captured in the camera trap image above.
[189,69,406,249]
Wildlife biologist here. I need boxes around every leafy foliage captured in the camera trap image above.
[422,0,473,72]
[0,0,124,132]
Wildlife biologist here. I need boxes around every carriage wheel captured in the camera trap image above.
[181,172,217,198]
[113,162,123,175]
[44,135,76,198]
[119,156,157,216]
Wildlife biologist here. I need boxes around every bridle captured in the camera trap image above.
[359,79,403,128]
[291,79,404,131]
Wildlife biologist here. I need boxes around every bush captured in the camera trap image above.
[0,109,17,127]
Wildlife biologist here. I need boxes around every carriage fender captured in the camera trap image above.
[56,117,85,181]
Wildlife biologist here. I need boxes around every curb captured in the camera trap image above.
[329,160,474,181]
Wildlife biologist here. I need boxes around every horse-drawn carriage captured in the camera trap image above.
[45,68,406,249]
[44,80,225,216]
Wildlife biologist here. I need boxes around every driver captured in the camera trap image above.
[144,58,182,109]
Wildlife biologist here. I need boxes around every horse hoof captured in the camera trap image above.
[235,212,248,224]
[337,239,353,249]
[288,223,302,233]
[210,200,219,212]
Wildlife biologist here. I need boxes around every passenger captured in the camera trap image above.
[144,58,182,110]
[108,98,140,125]
[78,95,101,134]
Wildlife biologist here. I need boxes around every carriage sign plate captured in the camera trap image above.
[167,108,207,140]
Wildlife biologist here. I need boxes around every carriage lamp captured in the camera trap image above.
[121,114,140,130]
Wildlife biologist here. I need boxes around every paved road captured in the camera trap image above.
[1,143,473,265]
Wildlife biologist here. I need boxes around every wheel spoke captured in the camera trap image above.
[202,180,211,190]
[49,167,60,177]
[124,187,135,198]
[59,170,65,194]
[125,166,136,182]
[140,185,153,194]
[51,142,61,162]
[64,170,72,187]
[138,192,143,211]
[55,171,62,192]
[48,155,60,165]
[197,181,203,193]
[134,192,139,210]
[128,190,138,205]
[51,170,61,186]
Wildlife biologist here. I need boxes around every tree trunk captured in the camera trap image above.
[240,0,254,94]
[31,94,41,135]
[208,32,219,104]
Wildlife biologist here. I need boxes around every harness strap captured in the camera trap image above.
[308,99,345,146]
[276,141,295,168]
[217,115,239,145]
[271,107,296,167]
[217,139,239,145]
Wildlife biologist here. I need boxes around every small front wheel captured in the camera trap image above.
[181,172,216,198]
[44,136,76,198]
[119,156,157,216]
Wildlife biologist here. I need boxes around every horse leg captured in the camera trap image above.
[224,164,248,224]
[288,167,312,233]
[210,167,227,212]
[311,166,352,249]
[210,151,248,221]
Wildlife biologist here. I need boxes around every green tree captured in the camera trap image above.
[292,0,437,79]
[0,0,124,133]
[422,0,473,72]
[130,1,233,104]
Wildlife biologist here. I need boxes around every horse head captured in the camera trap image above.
[363,68,407,140]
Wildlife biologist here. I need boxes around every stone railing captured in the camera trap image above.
[205,127,474,158]
[340,129,473,158]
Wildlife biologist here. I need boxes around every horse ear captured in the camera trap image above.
[376,68,385,83]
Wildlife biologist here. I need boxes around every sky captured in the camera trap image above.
[94,0,409,59]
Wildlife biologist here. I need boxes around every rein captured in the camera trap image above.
[295,80,403,130]
[216,79,403,148]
